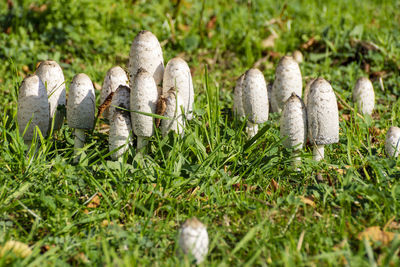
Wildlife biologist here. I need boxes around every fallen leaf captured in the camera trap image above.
[0,240,32,258]
[261,31,278,49]
[301,36,316,50]
[97,92,114,118]
[87,194,101,208]
[93,82,101,91]
[270,178,279,192]
[206,15,217,30]
[357,226,397,245]
[299,196,316,208]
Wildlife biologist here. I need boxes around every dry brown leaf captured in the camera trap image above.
[0,240,32,258]
[300,196,316,208]
[357,226,397,245]
[97,92,114,118]
[270,178,279,192]
[87,194,101,208]
[261,31,278,49]
[301,36,316,50]
[93,82,102,91]
[22,65,30,73]
[101,220,114,227]
[206,15,217,30]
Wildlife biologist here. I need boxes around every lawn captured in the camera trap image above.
[1,0,400,265]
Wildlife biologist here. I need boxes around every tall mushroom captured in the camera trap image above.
[303,78,317,107]
[179,217,209,264]
[271,56,302,113]
[100,66,129,121]
[67,73,95,163]
[307,78,339,161]
[160,87,185,136]
[385,126,400,158]
[109,85,132,160]
[242,68,269,138]
[163,57,194,120]
[233,73,245,118]
[131,68,158,150]
[17,75,49,147]
[35,60,66,132]
[352,77,375,115]
[280,93,307,167]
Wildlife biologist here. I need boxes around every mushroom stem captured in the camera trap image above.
[137,136,148,151]
[74,129,85,163]
[246,122,258,138]
[313,145,324,161]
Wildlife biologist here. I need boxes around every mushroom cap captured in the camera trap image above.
[101,66,129,121]
[162,57,194,119]
[280,93,307,149]
[272,56,302,112]
[303,78,317,107]
[161,88,185,136]
[179,217,208,264]
[67,73,95,130]
[128,30,164,87]
[385,126,400,157]
[242,68,269,124]
[130,69,159,137]
[292,50,303,64]
[307,78,339,145]
[352,77,375,115]
[17,75,49,141]
[35,60,66,131]
[233,73,245,118]
[109,85,132,160]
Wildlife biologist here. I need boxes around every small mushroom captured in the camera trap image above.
[352,77,375,115]
[303,78,317,107]
[385,126,400,158]
[35,60,66,131]
[162,57,194,120]
[109,85,132,160]
[271,56,302,112]
[242,68,269,138]
[160,87,185,136]
[233,73,245,118]
[128,30,164,89]
[179,217,209,264]
[100,66,129,121]
[292,50,303,64]
[130,68,159,150]
[67,73,95,163]
[280,93,307,167]
[307,78,339,161]
[17,75,49,147]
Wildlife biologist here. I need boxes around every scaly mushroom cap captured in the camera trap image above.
[385,126,400,157]
[67,73,95,130]
[242,68,269,124]
[128,30,164,87]
[233,73,245,118]
[303,78,317,107]
[17,75,49,141]
[35,60,66,131]
[109,85,132,160]
[161,88,185,136]
[352,77,375,115]
[130,69,159,137]
[307,78,339,145]
[100,66,129,121]
[272,56,302,112]
[179,217,209,264]
[162,57,194,120]
[280,93,307,149]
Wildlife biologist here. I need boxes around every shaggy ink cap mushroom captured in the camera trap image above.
[385,126,400,158]
[307,78,339,161]
[242,68,269,138]
[160,88,185,136]
[353,77,375,115]
[35,60,66,131]
[303,78,317,107]
[233,73,246,118]
[17,74,49,146]
[179,217,209,264]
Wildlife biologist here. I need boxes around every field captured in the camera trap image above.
[1,0,400,265]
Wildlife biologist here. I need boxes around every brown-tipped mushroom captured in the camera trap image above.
[352,77,375,115]
[385,126,400,158]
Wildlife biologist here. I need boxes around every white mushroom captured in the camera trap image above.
[271,56,302,112]
[160,88,185,136]
[352,77,375,115]
[67,73,95,163]
[242,68,269,138]
[179,217,209,264]
[307,78,339,161]
[35,60,66,132]
[109,85,132,160]
[280,93,307,167]
[303,78,317,107]
[292,50,303,64]
[100,66,129,121]
[233,73,245,118]
[385,126,400,158]
[128,30,164,89]
[17,75,49,146]
[130,68,158,150]
[163,57,194,120]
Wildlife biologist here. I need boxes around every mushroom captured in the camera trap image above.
[233,73,245,118]
[271,56,302,112]
[128,30,164,90]
[385,126,400,158]
[130,68,158,150]
[303,78,317,107]
[292,50,303,64]
[307,78,339,161]
[352,77,375,115]
[67,73,95,163]
[35,60,66,131]
[17,75,49,147]
[179,217,209,264]
[160,87,185,136]
[280,93,307,167]
[109,85,132,160]
[100,66,129,121]
[242,68,269,138]
[162,57,194,120]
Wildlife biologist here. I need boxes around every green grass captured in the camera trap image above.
[1,0,400,265]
